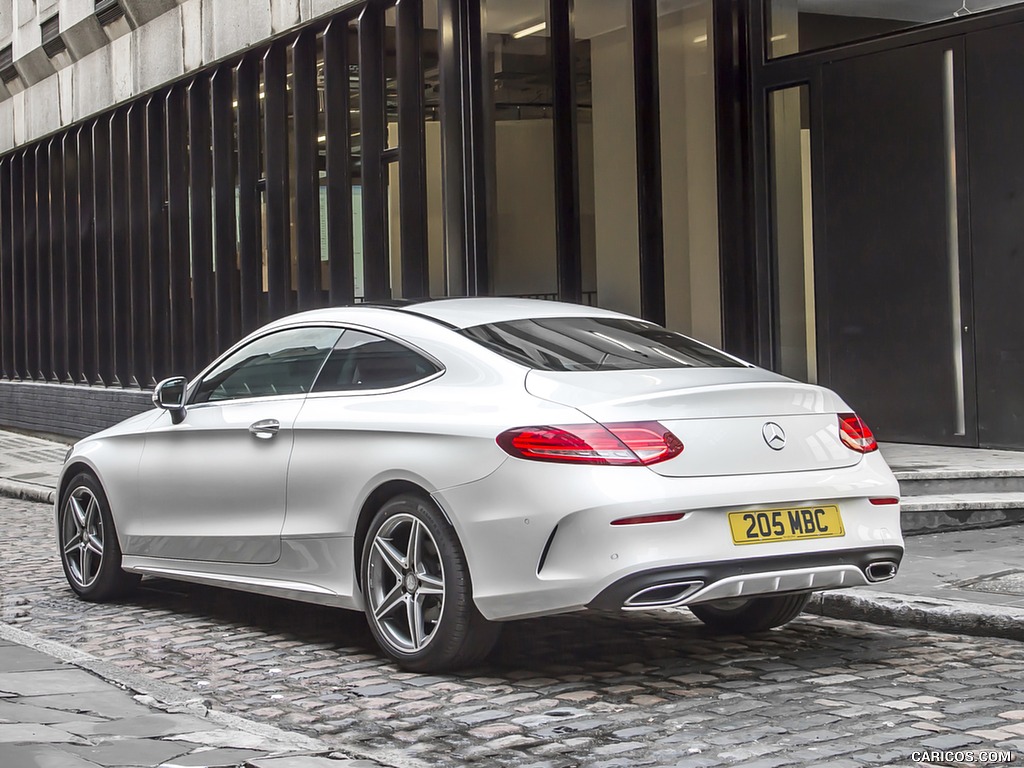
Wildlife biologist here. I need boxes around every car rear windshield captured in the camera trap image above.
[460,317,746,371]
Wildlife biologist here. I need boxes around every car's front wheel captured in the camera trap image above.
[58,472,140,601]
[361,493,501,671]
[689,592,810,633]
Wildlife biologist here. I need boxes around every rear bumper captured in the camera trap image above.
[434,451,903,621]
[587,546,904,610]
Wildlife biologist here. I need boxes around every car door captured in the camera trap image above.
[284,329,444,543]
[132,326,342,564]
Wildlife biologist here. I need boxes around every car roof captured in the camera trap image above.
[398,297,632,329]
[257,297,635,336]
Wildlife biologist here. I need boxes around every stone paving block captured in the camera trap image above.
[0,699,104,725]
[919,732,984,749]
[0,669,111,696]
[0,644,66,673]
[64,713,218,738]
[65,738,194,766]
[0,722,83,743]
[232,756,364,768]
[0,743,101,767]
[159,747,271,767]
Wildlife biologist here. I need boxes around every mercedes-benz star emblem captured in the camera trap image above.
[762,422,787,451]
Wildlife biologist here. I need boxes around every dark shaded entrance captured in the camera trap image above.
[816,40,976,446]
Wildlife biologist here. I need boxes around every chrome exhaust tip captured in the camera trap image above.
[865,561,898,583]
[623,580,704,610]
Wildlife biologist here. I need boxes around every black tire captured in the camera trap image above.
[57,472,141,602]
[689,592,811,633]
[360,493,501,671]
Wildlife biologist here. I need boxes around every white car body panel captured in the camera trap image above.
[131,395,307,563]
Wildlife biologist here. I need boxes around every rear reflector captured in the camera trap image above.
[838,413,878,453]
[611,512,686,526]
[869,497,900,506]
[497,421,683,466]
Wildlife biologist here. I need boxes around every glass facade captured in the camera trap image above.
[767,0,1024,58]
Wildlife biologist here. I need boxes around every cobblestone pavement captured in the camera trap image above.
[3,497,1024,768]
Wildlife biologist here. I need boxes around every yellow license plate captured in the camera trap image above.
[728,505,844,545]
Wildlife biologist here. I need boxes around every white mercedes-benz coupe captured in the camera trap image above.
[56,298,903,670]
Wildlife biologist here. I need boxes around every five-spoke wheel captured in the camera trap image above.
[61,484,106,590]
[366,513,447,653]
[58,472,140,601]
[361,494,501,671]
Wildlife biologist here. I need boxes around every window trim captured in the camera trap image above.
[184,321,446,406]
[305,325,446,398]
[186,324,343,406]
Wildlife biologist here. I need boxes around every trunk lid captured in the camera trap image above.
[524,368,860,477]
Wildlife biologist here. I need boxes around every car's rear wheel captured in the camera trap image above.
[689,592,810,633]
[361,493,501,671]
[58,472,140,601]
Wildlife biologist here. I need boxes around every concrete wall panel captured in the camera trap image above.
[111,33,134,104]
[74,45,114,121]
[57,67,74,126]
[272,0,301,34]
[59,0,98,31]
[11,91,25,146]
[181,0,203,72]
[23,74,61,141]
[203,0,272,63]
[0,99,14,152]
[135,5,185,93]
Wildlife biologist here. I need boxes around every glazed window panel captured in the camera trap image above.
[767,0,1024,58]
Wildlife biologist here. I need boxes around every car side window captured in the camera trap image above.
[311,329,440,393]
[192,327,343,404]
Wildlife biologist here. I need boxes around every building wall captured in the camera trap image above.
[0,0,359,153]
[0,379,149,438]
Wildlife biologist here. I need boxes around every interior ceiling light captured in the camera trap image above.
[513,21,546,39]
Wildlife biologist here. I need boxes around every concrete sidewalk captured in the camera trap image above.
[0,623,378,768]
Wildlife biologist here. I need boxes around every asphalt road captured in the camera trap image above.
[3,497,1023,768]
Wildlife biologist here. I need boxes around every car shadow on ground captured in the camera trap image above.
[126,577,896,680]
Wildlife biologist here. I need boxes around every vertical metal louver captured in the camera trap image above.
[41,15,67,58]
[0,45,17,83]
[94,0,126,26]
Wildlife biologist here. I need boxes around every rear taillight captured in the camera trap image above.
[838,413,878,453]
[497,421,683,466]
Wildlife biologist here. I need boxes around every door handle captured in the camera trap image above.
[249,419,280,440]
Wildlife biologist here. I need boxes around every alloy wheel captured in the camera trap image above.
[61,485,106,589]
[366,513,446,653]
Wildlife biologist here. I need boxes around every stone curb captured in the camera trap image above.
[0,478,55,505]
[808,588,1024,642]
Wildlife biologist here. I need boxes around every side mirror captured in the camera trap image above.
[153,376,188,424]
